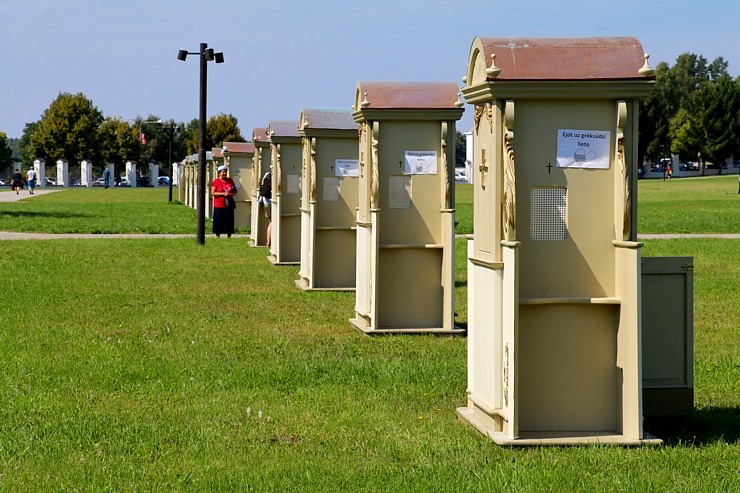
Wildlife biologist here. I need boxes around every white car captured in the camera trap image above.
[455,171,467,181]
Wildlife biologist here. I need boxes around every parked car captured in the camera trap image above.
[158,176,170,185]
[92,177,106,186]
[45,177,57,186]
[455,171,467,181]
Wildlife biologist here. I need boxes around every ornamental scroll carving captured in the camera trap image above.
[301,137,309,199]
[371,122,379,209]
[502,100,516,242]
[616,101,630,240]
[251,149,259,194]
[359,123,366,178]
[486,102,494,134]
[474,105,484,135]
[274,144,281,194]
[503,343,509,407]
[441,122,450,209]
[310,137,317,202]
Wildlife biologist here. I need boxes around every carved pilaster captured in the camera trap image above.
[310,137,317,202]
[371,122,379,209]
[359,123,366,178]
[503,343,510,407]
[441,121,450,209]
[616,100,630,240]
[503,100,517,242]
[274,144,281,194]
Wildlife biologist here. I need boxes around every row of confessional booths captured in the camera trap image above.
[178,37,694,446]
[28,159,173,188]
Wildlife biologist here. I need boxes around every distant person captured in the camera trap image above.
[103,167,111,189]
[666,164,672,179]
[26,167,37,194]
[115,174,121,187]
[11,169,22,194]
[211,165,237,238]
[259,171,272,247]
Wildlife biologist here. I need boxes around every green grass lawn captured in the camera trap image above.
[0,188,218,234]
[638,175,740,234]
[454,175,740,235]
[0,182,737,491]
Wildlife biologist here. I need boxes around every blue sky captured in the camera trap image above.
[2,0,738,139]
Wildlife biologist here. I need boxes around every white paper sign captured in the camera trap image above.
[556,129,611,169]
[404,151,437,175]
[335,159,359,177]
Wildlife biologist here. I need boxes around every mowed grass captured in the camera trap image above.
[636,175,739,234]
[0,182,737,491]
[454,175,739,235]
[0,188,208,234]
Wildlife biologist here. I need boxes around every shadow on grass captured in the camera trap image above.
[644,406,739,446]
[0,211,93,219]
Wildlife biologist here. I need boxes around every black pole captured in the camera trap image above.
[168,124,174,202]
[196,42,208,245]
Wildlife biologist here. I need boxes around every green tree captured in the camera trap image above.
[183,119,199,156]
[187,113,244,155]
[640,61,672,162]
[98,117,141,170]
[28,92,103,168]
[18,121,39,166]
[669,108,700,160]
[455,131,466,167]
[692,73,739,171]
[0,132,12,168]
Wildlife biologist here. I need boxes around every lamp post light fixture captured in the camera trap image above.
[177,43,224,245]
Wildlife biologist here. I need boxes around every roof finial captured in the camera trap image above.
[454,91,464,108]
[486,53,501,78]
[360,92,370,108]
[639,53,655,76]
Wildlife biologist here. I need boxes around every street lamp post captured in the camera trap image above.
[177,43,224,245]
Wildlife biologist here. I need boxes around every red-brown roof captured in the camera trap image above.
[301,108,356,130]
[355,81,461,109]
[222,142,254,154]
[269,120,300,137]
[252,127,269,142]
[475,37,649,81]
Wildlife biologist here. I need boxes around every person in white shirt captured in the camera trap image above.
[26,167,37,194]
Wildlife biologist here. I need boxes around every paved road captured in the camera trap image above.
[0,189,737,240]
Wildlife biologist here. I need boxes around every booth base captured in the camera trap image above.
[349,317,465,335]
[295,279,355,292]
[456,407,662,446]
[266,254,299,266]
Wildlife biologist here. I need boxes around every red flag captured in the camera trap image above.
[140,133,146,145]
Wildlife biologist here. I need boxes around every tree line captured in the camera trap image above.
[1,51,738,176]
[0,92,245,176]
[640,53,738,167]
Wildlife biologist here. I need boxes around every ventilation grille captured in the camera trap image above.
[531,187,567,240]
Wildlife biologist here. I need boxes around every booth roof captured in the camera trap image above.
[301,107,356,130]
[475,37,649,81]
[356,81,460,109]
[268,120,300,137]
[222,142,255,154]
[252,127,269,142]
